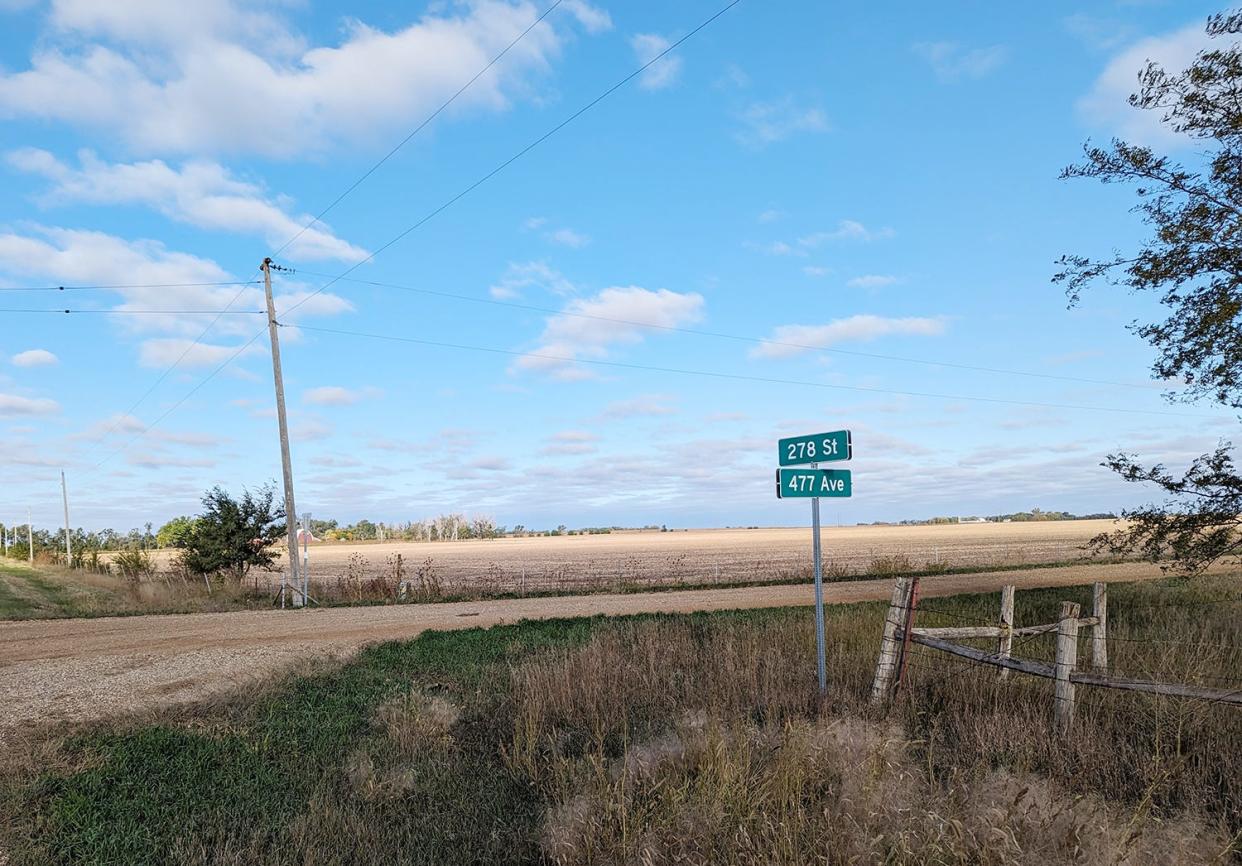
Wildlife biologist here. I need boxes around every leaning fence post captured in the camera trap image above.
[997,584,1015,680]
[871,576,913,706]
[1054,600,1081,735]
[1092,581,1108,672]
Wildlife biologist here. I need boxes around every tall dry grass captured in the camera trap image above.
[496,588,1241,865]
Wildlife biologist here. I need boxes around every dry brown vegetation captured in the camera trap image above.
[3,576,1237,865]
[5,522,1121,619]
[291,521,1117,594]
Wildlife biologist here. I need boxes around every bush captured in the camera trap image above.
[179,485,285,583]
[112,547,155,583]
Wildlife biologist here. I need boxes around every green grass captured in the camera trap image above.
[2,580,1238,865]
[7,618,604,865]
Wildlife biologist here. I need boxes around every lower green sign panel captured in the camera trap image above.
[776,468,852,499]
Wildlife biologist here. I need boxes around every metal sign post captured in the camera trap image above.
[810,465,827,694]
[775,430,853,698]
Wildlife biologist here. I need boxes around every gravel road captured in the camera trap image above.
[0,561,1174,732]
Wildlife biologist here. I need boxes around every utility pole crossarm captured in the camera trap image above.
[262,258,301,608]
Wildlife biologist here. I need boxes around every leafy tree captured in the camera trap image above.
[1057,11,1242,574]
[180,485,285,582]
[156,516,197,549]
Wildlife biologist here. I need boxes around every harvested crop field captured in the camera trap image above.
[0,559,1180,733]
[203,520,1118,595]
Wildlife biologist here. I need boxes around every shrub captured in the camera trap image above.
[112,546,155,583]
[179,485,285,583]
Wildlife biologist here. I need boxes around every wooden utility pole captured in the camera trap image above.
[261,258,301,608]
[60,470,72,565]
[27,507,33,565]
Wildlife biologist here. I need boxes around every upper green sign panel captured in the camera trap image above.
[778,430,852,466]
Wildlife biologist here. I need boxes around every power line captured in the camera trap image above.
[1,306,264,314]
[270,0,567,261]
[288,323,1221,420]
[90,330,267,471]
[280,0,746,320]
[89,0,745,458]
[78,282,259,463]
[294,270,1156,392]
[0,280,260,292]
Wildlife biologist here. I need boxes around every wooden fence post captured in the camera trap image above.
[1054,600,1081,735]
[1092,581,1108,672]
[871,576,913,706]
[895,576,921,693]
[997,584,1015,680]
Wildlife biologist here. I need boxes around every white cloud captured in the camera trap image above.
[757,222,891,258]
[513,286,704,379]
[547,226,590,248]
[523,216,548,230]
[913,41,1007,82]
[561,0,612,35]
[0,225,352,366]
[632,33,681,90]
[138,338,262,368]
[0,393,60,414]
[799,220,894,246]
[597,394,678,420]
[1078,21,1210,146]
[551,429,598,442]
[1063,14,1135,51]
[303,385,380,406]
[291,417,333,442]
[9,149,366,262]
[751,315,949,359]
[735,97,828,147]
[11,348,58,367]
[846,274,899,289]
[76,412,146,439]
[489,260,574,299]
[757,208,784,223]
[802,266,831,277]
[0,0,609,157]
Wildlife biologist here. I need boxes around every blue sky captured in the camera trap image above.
[0,0,1234,531]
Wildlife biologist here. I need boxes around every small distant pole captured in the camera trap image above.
[27,507,34,565]
[61,470,72,565]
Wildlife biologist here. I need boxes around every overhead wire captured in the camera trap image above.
[278,0,747,321]
[269,0,567,260]
[0,280,260,292]
[287,322,1221,420]
[3,308,264,315]
[82,280,262,467]
[296,270,1160,392]
[85,0,746,459]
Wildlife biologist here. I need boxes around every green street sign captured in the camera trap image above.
[778,430,852,466]
[776,468,852,499]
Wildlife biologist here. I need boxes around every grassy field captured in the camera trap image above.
[2,576,1237,865]
[0,560,262,620]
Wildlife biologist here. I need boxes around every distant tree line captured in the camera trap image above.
[866,508,1119,526]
